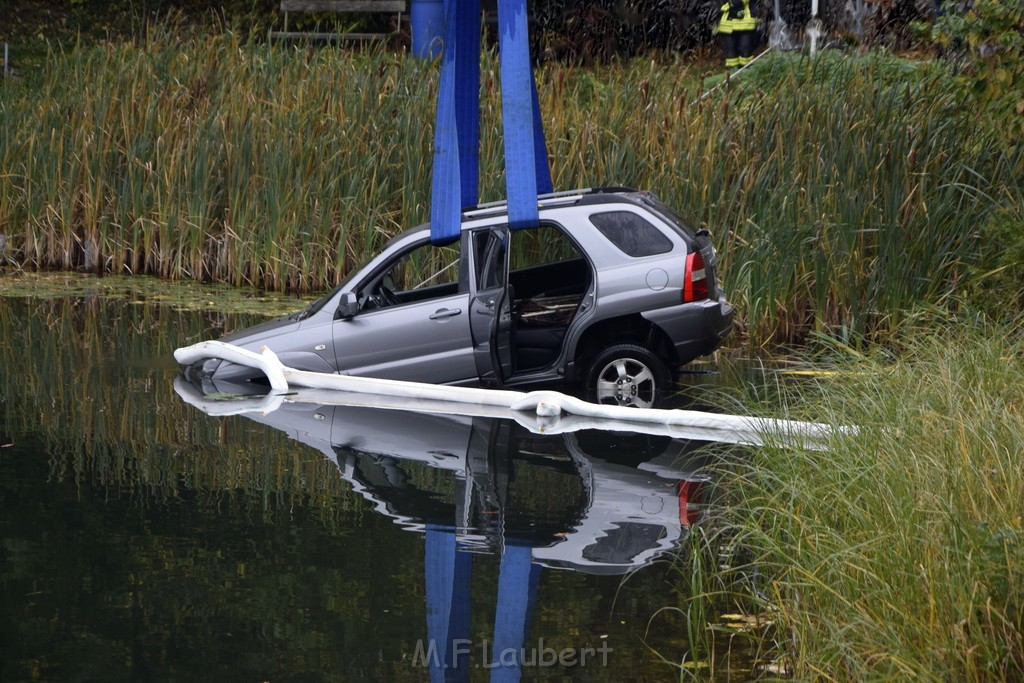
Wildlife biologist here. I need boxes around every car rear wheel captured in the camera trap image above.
[586,344,670,409]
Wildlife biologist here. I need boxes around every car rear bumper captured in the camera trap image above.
[642,297,735,364]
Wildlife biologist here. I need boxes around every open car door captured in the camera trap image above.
[469,228,514,386]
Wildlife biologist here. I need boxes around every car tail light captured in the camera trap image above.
[683,250,708,302]
[678,480,702,528]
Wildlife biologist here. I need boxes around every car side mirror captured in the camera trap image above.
[337,292,358,319]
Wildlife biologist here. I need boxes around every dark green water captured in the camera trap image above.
[0,296,750,681]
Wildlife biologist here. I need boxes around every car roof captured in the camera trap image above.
[397,186,655,243]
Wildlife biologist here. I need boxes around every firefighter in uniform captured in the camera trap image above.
[716,0,759,69]
[715,0,740,69]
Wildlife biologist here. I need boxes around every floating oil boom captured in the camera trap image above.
[174,340,848,448]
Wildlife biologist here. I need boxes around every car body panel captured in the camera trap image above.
[332,291,478,383]
[641,298,735,364]
[216,315,338,373]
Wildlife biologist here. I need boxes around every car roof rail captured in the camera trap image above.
[461,186,640,220]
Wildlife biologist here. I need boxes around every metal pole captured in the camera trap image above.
[689,46,775,108]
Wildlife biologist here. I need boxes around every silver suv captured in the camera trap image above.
[185,187,734,407]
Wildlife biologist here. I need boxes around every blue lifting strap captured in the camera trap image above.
[497,0,537,231]
[431,0,552,244]
[455,0,481,210]
[531,70,553,196]
[429,0,466,245]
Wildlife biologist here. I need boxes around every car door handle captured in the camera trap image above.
[429,308,462,320]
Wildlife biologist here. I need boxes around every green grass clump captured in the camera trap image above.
[718,324,1024,679]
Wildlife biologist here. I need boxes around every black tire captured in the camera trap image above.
[585,344,670,409]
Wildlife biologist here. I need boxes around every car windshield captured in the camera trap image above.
[292,266,360,320]
[295,229,429,319]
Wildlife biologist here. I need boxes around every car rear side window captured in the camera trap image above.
[588,211,673,257]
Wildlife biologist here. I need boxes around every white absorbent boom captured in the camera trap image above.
[174,340,844,446]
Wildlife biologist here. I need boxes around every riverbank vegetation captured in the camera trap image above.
[2,25,1021,345]
[667,322,1024,680]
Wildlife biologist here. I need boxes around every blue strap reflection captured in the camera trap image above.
[490,542,541,682]
[425,525,472,683]
[425,530,541,682]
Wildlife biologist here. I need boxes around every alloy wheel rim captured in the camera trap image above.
[595,358,656,408]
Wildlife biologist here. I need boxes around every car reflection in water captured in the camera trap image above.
[175,377,716,679]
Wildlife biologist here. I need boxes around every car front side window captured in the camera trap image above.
[359,240,463,311]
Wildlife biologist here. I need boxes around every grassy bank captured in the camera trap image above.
[683,324,1024,679]
[1,28,1021,344]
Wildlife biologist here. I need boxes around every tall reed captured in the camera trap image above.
[714,324,1024,679]
[1,31,1019,343]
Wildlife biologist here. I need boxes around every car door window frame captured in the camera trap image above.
[350,235,469,315]
[469,220,592,294]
